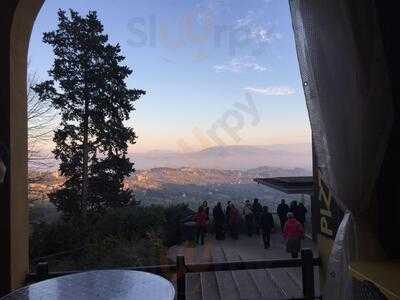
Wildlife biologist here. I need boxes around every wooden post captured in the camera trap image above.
[176,256,186,300]
[36,262,49,282]
[301,248,315,299]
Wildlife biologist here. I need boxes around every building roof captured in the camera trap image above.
[254,176,314,194]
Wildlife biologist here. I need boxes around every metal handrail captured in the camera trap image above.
[28,248,320,300]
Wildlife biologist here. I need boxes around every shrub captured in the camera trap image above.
[162,203,193,246]
[29,204,189,271]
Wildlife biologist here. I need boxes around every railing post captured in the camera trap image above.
[301,248,315,299]
[36,262,49,282]
[177,255,186,300]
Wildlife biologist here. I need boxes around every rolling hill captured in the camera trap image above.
[130,144,312,170]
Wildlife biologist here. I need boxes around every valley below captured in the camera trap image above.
[29,165,311,223]
[29,144,313,223]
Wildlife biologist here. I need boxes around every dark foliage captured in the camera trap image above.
[162,203,193,246]
[30,204,190,270]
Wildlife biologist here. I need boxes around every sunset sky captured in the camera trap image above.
[29,0,311,153]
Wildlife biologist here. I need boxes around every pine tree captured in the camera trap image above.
[33,10,145,218]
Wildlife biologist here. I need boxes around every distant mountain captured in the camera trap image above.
[130,144,312,171]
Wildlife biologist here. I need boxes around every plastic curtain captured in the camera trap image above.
[289,1,393,298]
[324,212,357,300]
[289,0,393,214]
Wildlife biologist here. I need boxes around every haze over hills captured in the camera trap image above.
[29,143,312,214]
[130,144,312,171]
[31,144,312,171]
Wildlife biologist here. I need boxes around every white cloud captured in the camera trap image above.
[244,86,295,96]
[234,10,281,45]
[213,57,268,73]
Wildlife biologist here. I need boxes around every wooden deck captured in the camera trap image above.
[168,233,319,300]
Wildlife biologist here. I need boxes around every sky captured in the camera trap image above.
[29,0,311,154]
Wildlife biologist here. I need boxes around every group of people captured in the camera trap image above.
[277,199,307,258]
[193,199,307,258]
[277,199,308,229]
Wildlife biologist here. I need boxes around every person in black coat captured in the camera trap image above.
[296,201,308,226]
[260,206,275,249]
[252,198,263,235]
[202,201,210,220]
[225,201,232,224]
[243,200,254,237]
[213,202,225,240]
[202,201,210,233]
[277,199,289,231]
[290,200,299,219]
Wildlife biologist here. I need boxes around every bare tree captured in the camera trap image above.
[27,66,58,196]
[27,70,57,167]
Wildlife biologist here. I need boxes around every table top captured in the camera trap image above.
[1,270,175,300]
[349,260,400,300]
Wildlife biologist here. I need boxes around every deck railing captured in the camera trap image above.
[28,248,321,300]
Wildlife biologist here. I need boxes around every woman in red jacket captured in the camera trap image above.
[194,206,208,245]
[283,212,304,258]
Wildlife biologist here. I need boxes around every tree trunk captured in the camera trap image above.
[82,97,89,213]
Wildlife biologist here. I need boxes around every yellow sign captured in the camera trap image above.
[318,170,343,238]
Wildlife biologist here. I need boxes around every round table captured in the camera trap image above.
[1,270,175,300]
